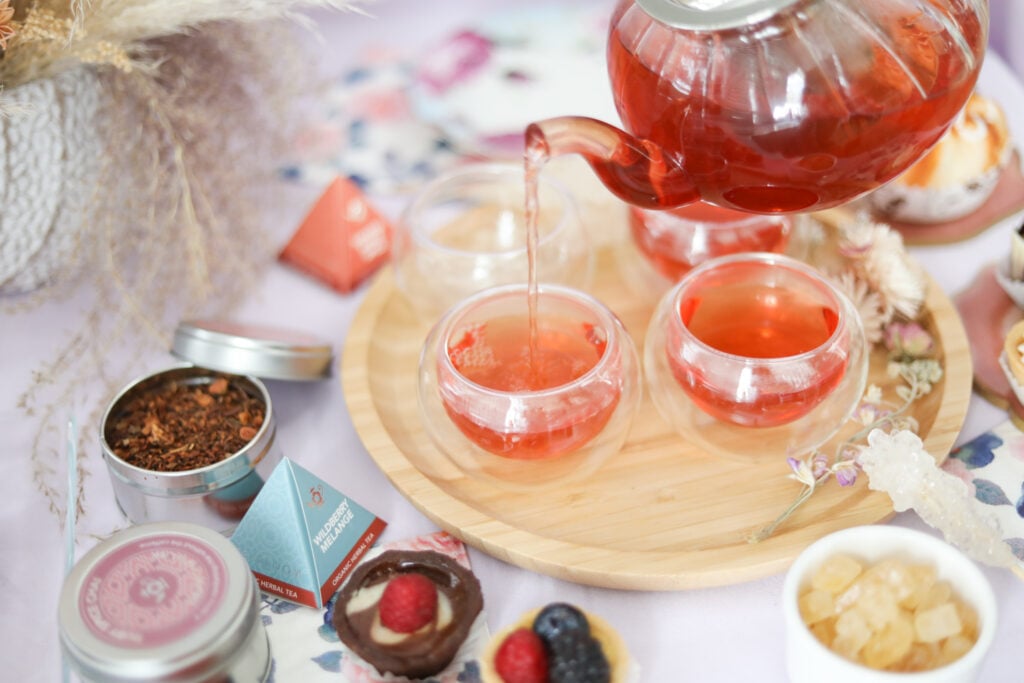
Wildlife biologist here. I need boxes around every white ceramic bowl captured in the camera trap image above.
[782,525,998,683]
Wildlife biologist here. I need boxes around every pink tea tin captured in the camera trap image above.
[58,522,270,682]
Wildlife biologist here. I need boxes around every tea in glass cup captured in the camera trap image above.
[629,202,791,282]
[645,253,868,460]
[418,284,640,488]
[393,163,592,324]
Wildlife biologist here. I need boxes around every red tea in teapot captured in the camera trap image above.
[599,0,985,213]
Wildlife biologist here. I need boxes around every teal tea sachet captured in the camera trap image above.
[231,457,387,608]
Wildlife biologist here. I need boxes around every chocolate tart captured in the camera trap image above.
[332,549,483,679]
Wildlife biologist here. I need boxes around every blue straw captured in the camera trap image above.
[63,416,78,683]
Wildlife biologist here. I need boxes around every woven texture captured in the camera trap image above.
[0,68,102,294]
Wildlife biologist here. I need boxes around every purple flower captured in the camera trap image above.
[832,460,860,487]
[788,456,816,487]
[811,452,830,480]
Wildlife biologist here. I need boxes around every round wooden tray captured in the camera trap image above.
[341,245,972,591]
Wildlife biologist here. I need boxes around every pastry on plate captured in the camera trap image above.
[1000,320,1024,405]
[995,220,1024,309]
[331,549,484,679]
[480,602,638,683]
[870,91,1012,224]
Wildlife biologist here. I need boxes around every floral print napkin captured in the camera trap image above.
[280,5,614,194]
[944,419,1024,561]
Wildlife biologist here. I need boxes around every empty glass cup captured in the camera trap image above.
[418,284,640,488]
[645,252,868,461]
[393,163,592,324]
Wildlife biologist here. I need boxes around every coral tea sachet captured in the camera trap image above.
[278,176,393,293]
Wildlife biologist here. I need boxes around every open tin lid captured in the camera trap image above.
[172,319,334,381]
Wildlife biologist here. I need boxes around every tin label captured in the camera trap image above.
[79,533,228,648]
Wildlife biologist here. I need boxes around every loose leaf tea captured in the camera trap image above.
[107,375,265,472]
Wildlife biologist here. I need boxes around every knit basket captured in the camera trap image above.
[0,68,103,295]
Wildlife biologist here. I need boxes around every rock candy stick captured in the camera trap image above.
[858,429,1023,576]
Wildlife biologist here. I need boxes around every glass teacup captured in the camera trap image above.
[418,284,640,488]
[620,202,792,296]
[393,163,592,324]
[644,253,868,461]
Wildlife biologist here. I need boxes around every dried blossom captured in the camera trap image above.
[884,321,935,359]
[0,0,14,53]
[787,456,818,488]
[832,459,859,487]
[838,212,927,320]
[834,270,887,344]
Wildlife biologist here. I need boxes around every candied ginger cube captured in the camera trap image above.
[812,553,863,594]
[861,613,914,669]
[953,597,980,641]
[900,563,938,609]
[940,634,975,664]
[864,558,914,603]
[810,618,837,647]
[854,582,899,630]
[917,580,952,611]
[892,642,941,672]
[834,609,872,659]
[914,603,962,643]
[799,588,835,625]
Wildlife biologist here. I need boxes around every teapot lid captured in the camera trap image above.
[637,0,802,30]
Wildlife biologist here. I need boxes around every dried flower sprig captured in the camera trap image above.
[837,213,927,321]
[749,321,942,543]
[0,0,365,98]
[11,17,340,522]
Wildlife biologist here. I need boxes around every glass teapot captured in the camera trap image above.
[526,0,988,213]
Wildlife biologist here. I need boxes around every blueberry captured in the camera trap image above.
[532,603,590,643]
[323,595,336,627]
[547,631,610,683]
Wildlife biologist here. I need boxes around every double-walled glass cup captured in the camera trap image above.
[645,253,868,461]
[630,202,791,277]
[393,163,592,324]
[418,284,640,489]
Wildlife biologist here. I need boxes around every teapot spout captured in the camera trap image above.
[525,116,699,210]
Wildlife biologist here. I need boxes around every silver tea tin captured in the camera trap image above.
[100,365,281,535]
[59,522,271,682]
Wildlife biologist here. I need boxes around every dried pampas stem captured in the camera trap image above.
[13,16,328,522]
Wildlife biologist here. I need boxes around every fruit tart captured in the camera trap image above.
[480,602,637,683]
[331,549,484,679]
